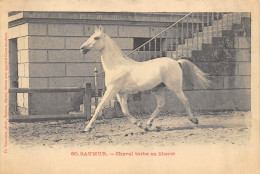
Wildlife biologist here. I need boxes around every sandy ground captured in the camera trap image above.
[9,111,251,147]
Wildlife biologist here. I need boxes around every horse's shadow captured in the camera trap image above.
[131,123,246,135]
[79,122,246,138]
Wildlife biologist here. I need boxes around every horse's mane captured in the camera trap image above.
[103,33,137,63]
[103,33,126,58]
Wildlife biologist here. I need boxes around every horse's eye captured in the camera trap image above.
[94,37,100,40]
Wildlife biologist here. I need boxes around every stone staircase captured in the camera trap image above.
[167,12,251,59]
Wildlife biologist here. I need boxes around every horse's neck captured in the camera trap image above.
[101,37,128,72]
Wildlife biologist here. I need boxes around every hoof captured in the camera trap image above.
[84,127,93,132]
[137,121,144,129]
[144,126,149,132]
[146,120,153,128]
[155,126,162,132]
[189,118,199,125]
[146,124,152,129]
[144,123,152,132]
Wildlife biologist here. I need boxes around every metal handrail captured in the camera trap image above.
[126,12,192,57]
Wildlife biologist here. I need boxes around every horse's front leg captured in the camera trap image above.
[84,86,119,132]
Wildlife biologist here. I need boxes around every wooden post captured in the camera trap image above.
[148,40,151,59]
[159,35,162,57]
[191,13,194,48]
[186,17,189,56]
[201,13,204,44]
[84,83,91,120]
[212,12,214,36]
[216,12,219,36]
[175,24,178,58]
[137,48,140,61]
[197,13,199,49]
[154,38,157,58]
[207,12,209,43]
[94,67,98,108]
[170,28,173,58]
[181,20,184,57]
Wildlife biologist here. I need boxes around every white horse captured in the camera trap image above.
[80,26,211,132]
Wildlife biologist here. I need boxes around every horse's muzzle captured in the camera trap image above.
[80,45,91,54]
[81,48,90,54]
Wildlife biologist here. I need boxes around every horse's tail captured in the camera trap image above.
[177,59,212,89]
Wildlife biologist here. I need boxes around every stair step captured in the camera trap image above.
[241,17,251,23]
[221,30,247,37]
[194,30,222,38]
[178,43,202,51]
[222,12,250,24]
[167,49,192,58]
[178,38,203,49]
[212,22,232,30]
[185,35,213,45]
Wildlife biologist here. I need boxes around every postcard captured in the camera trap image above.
[0,0,259,173]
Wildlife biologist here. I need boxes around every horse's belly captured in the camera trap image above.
[120,66,163,92]
[134,72,162,88]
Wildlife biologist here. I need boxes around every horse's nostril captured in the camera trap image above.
[81,45,87,50]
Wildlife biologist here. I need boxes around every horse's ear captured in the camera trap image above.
[99,25,104,32]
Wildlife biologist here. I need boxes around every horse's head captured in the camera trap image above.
[80,25,105,54]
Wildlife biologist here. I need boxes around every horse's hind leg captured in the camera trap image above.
[146,87,166,129]
[164,73,198,125]
[116,93,144,129]
[174,90,198,124]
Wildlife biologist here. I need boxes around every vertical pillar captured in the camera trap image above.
[94,67,98,109]
[84,83,92,120]
[9,39,18,115]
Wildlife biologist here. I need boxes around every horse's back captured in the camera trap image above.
[145,57,181,72]
[142,57,177,64]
